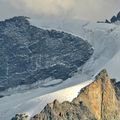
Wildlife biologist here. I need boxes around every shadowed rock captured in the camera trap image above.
[11,113,29,120]
[110,16,117,23]
[117,12,120,20]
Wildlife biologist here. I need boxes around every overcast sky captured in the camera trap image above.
[0,0,120,21]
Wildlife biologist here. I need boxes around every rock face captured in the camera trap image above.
[73,69,120,120]
[29,69,120,120]
[115,81,120,98]
[110,16,118,23]
[30,100,96,120]
[105,11,120,23]
[105,19,110,23]
[11,113,29,120]
[117,12,120,20]
[0,16,93,91]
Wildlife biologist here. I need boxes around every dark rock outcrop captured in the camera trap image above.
[117,12,120,20]
[11,113,29,120]
[110,16,117,23]
[99,11,120,24]
[0,16,93,91]
[105,19,110,23]
[28,69,120,120]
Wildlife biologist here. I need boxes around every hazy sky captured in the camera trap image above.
[0,0,120,21]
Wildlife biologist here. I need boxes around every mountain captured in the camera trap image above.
[0,16,93,91]
[1,17,120,120]
[104,11,120,23]
[12,69,120,120]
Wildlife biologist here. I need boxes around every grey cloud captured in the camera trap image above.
[0,0,120,21]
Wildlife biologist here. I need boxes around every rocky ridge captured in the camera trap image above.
[12,69,120,120]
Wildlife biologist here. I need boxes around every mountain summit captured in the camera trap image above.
[23,69,120,120]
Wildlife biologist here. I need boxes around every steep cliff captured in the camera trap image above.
[26,69,120,120]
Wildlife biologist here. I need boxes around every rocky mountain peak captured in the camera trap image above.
[73,69,120,120]
[95,69,108,80]
[24,69,120,120]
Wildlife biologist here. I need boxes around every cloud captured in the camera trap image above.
[9,0,75,16]
[73,0,120,20]
[0,0,120,21]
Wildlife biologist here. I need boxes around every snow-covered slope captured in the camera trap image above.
[1,19,120,120]
[95,25,120,80]
[0,80,92,120]
[102,51,120,80]
[31,19,120,83]
[1,18,120,97]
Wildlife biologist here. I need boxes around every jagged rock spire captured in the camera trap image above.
[73,69,120,120]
